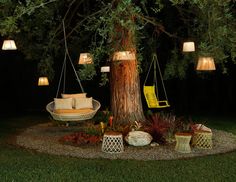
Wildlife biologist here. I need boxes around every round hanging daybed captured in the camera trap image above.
[46,99,101,121]
[46,20,101,122]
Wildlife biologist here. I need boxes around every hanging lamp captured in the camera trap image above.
[38,77,49,86]
[196,56,216,71]
[101,66,110,72]
[113,51,136,61]
[78,53,93,64]
[2,39,17,50]
[182,41,195,52]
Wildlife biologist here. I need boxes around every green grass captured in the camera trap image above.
[0,113,236,182]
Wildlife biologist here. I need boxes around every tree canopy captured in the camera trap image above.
[0,0,235,81]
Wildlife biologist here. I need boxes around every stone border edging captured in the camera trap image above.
[16,123,236,160]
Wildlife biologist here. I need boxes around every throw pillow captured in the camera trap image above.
[61,93,87,108]
[54,98,73,110]
[74,97,93,109]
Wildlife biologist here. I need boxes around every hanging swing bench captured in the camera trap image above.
[46,21,100,121]
[143,53,170,108]
[46,99,101,121]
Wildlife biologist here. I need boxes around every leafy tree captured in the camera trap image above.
[0,0,235,126]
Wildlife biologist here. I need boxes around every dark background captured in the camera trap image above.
[0,49,235,118]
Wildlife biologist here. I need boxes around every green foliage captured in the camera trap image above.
[151,0,164,13]
[37,56,55,81]
[85,0,144,55]
[82,123,102,136]
[0,0,235,80]
[164,48,194,79]
[99,73,109,86]
[93,110,112,125]
[170,0,187,5]
[78,64,96,81]
[0,16,19,35]
[164,0,236,77]
[190,0,236,70]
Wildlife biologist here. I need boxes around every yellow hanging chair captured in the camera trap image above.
[143,53,170,109]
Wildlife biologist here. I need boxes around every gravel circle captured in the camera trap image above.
[16,123,236,161]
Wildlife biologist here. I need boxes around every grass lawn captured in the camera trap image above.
[0,112,236,182]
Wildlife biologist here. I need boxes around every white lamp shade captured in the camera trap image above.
[101,66,110,72]
[196,57,216,71]
[78,53,93,64]
[38,77,49,86]
[183,41,195,52]
[113,51,136,61]
[2,40,17,50]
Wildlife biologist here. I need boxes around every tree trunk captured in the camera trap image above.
[110,56,145,127]
[109,1,145,127]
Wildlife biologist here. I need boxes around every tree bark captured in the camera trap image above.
[109,0,146,127]
[110,56,145,127]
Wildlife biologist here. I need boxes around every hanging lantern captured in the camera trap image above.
[78,53,93,64]
[38,77,49,86]
[113,51,136,61]
[182,41,195,52]
[196,56,216,71]
[2,39,17,50]
[101,66,110,72]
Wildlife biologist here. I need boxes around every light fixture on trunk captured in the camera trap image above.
[78,53,93,64]
[196,56,216,71]
[182,41,195,52]
[38,77,49,86]
[113,51,136,61]
[2,39,17,50]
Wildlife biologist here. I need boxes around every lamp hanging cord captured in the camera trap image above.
[62,20,85,93]
[154,53,169,101]
[56,53,66,98]
[143,58,154,87]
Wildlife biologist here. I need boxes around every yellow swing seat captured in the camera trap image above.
[143,85,170,108]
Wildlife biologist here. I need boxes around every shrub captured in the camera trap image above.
[143,112,194,144]
[143,112,171,144]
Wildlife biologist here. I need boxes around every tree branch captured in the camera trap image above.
[136,14,178,38]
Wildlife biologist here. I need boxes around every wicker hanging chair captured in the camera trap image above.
[46,99,101,121]
[46,20,101,121]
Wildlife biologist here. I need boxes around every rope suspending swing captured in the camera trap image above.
[46,20,101,121]
[143,53,170,108]
[56,20,84,97]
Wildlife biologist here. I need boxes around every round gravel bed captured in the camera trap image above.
[16,123,236,161]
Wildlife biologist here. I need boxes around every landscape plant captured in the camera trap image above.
[143,112,194,144]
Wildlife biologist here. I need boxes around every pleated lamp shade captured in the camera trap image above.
[2,40,17,50]
[113,51,136,61]
[183,41,195,52]
[78,53,93,64]
[196,57,216,71]
[38,77,49,86]
[101,66,110,72]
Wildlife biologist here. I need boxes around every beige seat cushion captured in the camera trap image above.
[54,98,73,110]
[54,108,94,115]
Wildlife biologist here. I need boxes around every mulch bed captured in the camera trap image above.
[15,122,236,161]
